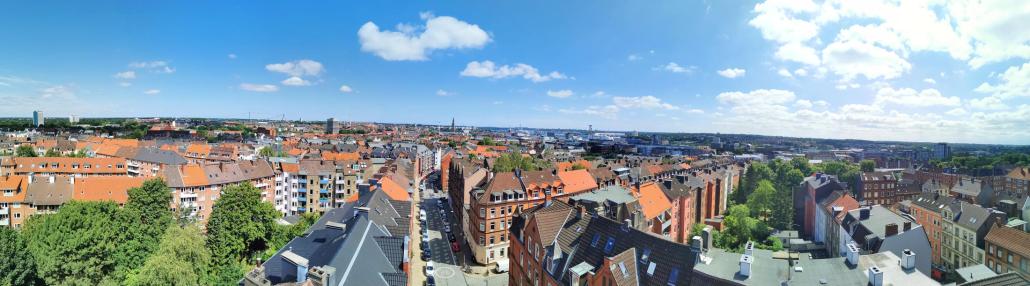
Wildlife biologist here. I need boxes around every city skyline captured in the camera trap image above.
[1,1,1029,144]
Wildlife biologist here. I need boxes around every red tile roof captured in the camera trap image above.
[633,182,672,220]
[557,169,598,195]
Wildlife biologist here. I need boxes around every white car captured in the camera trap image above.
[444,225,451,233]
[419,210,427,222]
[425,261,435,277]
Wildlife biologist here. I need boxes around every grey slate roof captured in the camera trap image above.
[132,147,188,165]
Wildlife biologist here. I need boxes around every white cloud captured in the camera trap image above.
[749,0,820,44]
[460,61,567,82]
[559,105,620,119]
[114,71,136,79]
[40,85,75,99]
[717,68,747,78]
[143,89,160,95]
[239,83,278,93]
[969,95,1007,110]
[266,60,324,77]
[778,68,793,77]
[686,109,705,114]
[547,90,574,98]
[627,54,643,61]
[775,42,821,66]
[228,54,237,59]
[974,61,1029,100]
[119,82,131,87]
[592,91,609,98]
[281,76,312,86]
[436,89,454,96]
[821,40,911,81]
[716,89,796,106]
[613,95,679,110]
[657,62,696,74]
[358,12,491,61]
[872,87,960,107]
[949,0,1030,68]
[794,99,813,109]
[946,108,968,116]
[924,78,936,85]
[129,61,175,73]
[793,68,809,77]
[339,85,354,93]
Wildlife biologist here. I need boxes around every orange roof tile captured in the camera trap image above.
[94,144,123,157]
[103,138,140,148]
[557,169,598,194]
[281,163,299,173]
[633,182,672,220]
[179,165,209,187]
[73,176,147,204]
[321,152,360,161]
[12,157,128,175]
[378,177,411,201]
[0,175,28,203]
[556,160,592,172]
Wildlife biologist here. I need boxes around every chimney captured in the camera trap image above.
[28,175,34,184]
[901,249,916,270]
[885,223,899,237]
[663,179,673,190]
[622,219,632,231]
[745,241,755,256]
[859,207,871,220]
[739,254,753,278]
[701,226,713,251]
[903,221,912,231]
[48,175,55,184]
[846,243,860,266]
[867,266,884,286]
[832,206,844,218]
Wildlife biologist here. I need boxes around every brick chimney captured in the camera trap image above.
[885,223,899,237]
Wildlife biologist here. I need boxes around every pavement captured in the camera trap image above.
[410,176,508,286]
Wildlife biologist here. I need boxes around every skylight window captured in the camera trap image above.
[591,234,601,247]
[667,268,680,286]
[641,248,652,263]
[647,262,656,276]
[619,262,628,278]
[604,237,615,254]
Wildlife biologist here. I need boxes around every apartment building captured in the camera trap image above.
[939,201,1006,271]
[817,190,859,258]
[121,147,188,177]
[840,205,932,275]
[286,160,364,215]
[858,171,899,206]
[909,192,955,268]
[995,167,1029,194]
[797,173,848,239]
[467,169,597,265]
[632,181,675,239]
[163,161,275,222]
[446,157,488,229]
[0,175,28,228]
[568,185,648,232]
[1,174,145,228]
[3,157,128,177]
[985,222,1030,279]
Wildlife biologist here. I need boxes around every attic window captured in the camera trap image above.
[619,262,629,278]
[667,268,680,286]
[604,237,615,254]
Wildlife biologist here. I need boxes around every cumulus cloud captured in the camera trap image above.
[717,89,796,106]
[143,89,160,95]
[436,89,453,96]
[339,85,354,93]
[280,76,312,86]
[266,60,324,77]
[613,95,679,110]
[114,71,136,79]
[657,62,696,74]
[969,95,1007,110]
[778,68,793,78]
[717,68,747,78]
[240,83,278,93]
[358,12,490,61]
[627,54,643,61]
[974,61,1029,100]
[546,89,574,98]
[872,87,960,107]
[924,78,936,84]
[460,61,567,82]
[821,40,911,81]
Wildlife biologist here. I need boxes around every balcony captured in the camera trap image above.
[319,197,329,203]
[255,182,270,188]
[336,179,346,184]
[179,192,198,199]
[319,189,329,195]
[297,188,307,194]
[320,179,329,184]
[291,179,299,184]
[295,196,306,202]
[662,219,673,231]
[297,207,306,212]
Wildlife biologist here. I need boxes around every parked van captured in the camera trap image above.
[420,209,427,221]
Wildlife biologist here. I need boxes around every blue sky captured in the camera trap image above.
[1,1,1028,144]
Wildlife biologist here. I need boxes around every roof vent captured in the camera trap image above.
[901,249,916,270]
[867,266,883,286]
[739,254,753,278]
[846,243,860,266]
[326,221,347,231]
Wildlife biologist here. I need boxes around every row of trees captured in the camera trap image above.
[0,179,302,286]
[491,152,552,173]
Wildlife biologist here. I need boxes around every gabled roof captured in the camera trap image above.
[558,169,598,195]
[72,176,146,204]
[985,224,1030,261]
[633,182,672,220]
[377,176,412,201]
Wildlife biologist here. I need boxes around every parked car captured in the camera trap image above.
[421,248,432,260]
[448,233,456,242]
[419,210,427,221]
[444,225,451,233]
[425,262,435,276]
[426,276,435,286]
[451,241,461,252]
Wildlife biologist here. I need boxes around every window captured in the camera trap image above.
[603,237,616,254]
[480,208,486,217]
[667,268,680,286]
[590,234,601,247]
[490,222,496,231]
[647,262,657,276]
[1009,254,1014,263]
[480,222,485,232]
[490,236,494,244]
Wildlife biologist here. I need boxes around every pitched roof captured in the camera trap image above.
[633,182,672,220]
[0,175,28,203]
[1006,167,1030,181]
[25,176,74,205]
[377,176,411,201]
[72,176,146,204]
[985,224,1030,258]
[558,169,598,195]
[12,157,127,174]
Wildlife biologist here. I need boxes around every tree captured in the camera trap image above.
[114,179,174,278]
[860,160,876,172]
[44,148,60,157]
[23,201,121,285]
[719,205,760,250]
[0,227,40,286]
[734,163,773,204]
[125,225,211,286]
[205,183,279,284]
[15,145,36,157]
[570,163,587,170]
[258,146,275,157]
[747,180,777,221]
[491,152,550,172]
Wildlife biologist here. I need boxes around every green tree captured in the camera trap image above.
[258,146,275,157]
[0,227,40,286]
[734,163,774,204]
[114,179,174,278]
[719,205,760,250]
[125,225,211,286]
[23,201,121,285]
[491,152,550,172]
[205,183,279,284]
[15,145,37,157]
[570,163,587,170]
[860,160,876,172]
[747,180,777,221]
[44,148,60,157]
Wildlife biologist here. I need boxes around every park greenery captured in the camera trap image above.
[931,152,1030,175]
[491,152,552,173]
[0,179,300,286]
[713,158,861,252]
